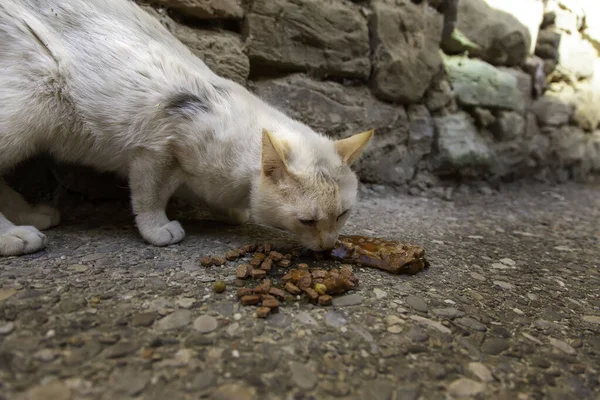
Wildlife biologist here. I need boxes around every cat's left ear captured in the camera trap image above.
[335,129,374,165]
[261,128,290,182]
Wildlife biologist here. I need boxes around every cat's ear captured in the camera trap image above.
[335,129,374,165]
[261,129,289,182]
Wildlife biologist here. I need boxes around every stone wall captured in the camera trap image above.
[8,0,600,202]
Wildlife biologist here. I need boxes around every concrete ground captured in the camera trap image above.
[0,181,599,400]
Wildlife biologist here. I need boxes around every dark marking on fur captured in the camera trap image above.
[164,92,210,119]
[23,21,59,65]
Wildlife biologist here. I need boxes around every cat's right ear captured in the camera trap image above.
[261,129,289,182]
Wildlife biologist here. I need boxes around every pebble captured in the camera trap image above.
[499,258,516,266]
[456,317,487,332]
[405,295,428,313]
[0,321,15,335]
[385,315,404,325]
[226,322,240,337]
[447,378,486,398]
[68,264,89,272]
[289,362,318,390]
[0,288,17,302]
[193,315,219,333]
[387,325,403,334]
[186,371,217,392]
[432,308,465,319]
[373,288,387,299]
[493,281,515,290]
[296,311,318,326]
[410,315,451,334]
[582,315,600,325]
[156,310,191,331]
[175,297,195,309]
[549,337,576,355]
[109,367,151,395]
[325,311,348,328]
[332,294,363,307]
[469,272,486,281]
[522,332,543,345]
[213,383,257,400]
[481,338,509,355]
[491,263,510,270]
[26,381,72,400]
[468,362,494,382]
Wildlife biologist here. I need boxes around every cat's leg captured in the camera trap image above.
[0,179,60,231]
[129,154,185,246]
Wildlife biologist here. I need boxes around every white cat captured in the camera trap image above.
[0,0,373,257]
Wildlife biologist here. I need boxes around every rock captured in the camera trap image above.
[103,341,139,359]
[25,381,72,400]
[0,321,15,335]
[296,311,318,326]
[325,311,348,328]
[481,338,509,355]
[373,288,388,299]
[250,74,410,185]
[493,280,515,290]
[109,367,151,396]
[410,315,452,334]
[473,108,496,128]
[434,112,493,173]
[396,384,423,400]
[450,0,542,66]
[213,383,257,400]
[490,111,526,141]
[556,32,597,79]
[447,378,486,398]
[444,56,526,112]
[289,362,318,390]
[186,371,217,392]
[156,310,192,331]
[499,258,516,266]
[171,25,249,85]
[244,0,370,79]
[332,294,364,307]
[156,0,243,19]
[193,315,219,333]
[370,0,443,103]
[582,315,600,325]
[468,362,494,382]
[456,317,487,332]
[0,288,17,302]
[387,325,404,334]
[425,79,454,112]
[132,312,156,327]
[549,337,576,355]
[432,308,465,320]
[408,105,435,161]
[406,295,428,313]
[532,96,573,127]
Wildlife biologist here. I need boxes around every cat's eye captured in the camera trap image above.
[298,219,317,227]
[337,210,350,221]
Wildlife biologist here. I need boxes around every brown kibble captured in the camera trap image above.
[304,288,319,304]
[236,263,252,279]
[212,256,226,266]
[291,249,302,257]
[252,269,267,279]
[200,257,213,267]
[297,274,312,290]
[263,243,272,254]
[297,263,309,270]
[269,287,286,299]
[256,245,264,253]
[278,259,292,268]
[250,253,267,267]
[262,298,280,311]
[285,282,302,295]
[256,307,271,318]
[282,272,293,283]
[254,279,271,294]
[268,251,284,261]
[236,288,254,298]
[318,295,333,306]
[213,281,226,293]
[260,258,273,272]
[314,283,327,295]
[234,279,246,287]
[324,276,355,294]
[226,250,241,261]
[311,269,328,279]
[241,295,260,305]
[284,254,292,260]
[240,244,256,254]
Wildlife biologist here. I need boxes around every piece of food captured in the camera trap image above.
[314,283,327,295]
[285,282,302,295]
[241,295,260,305]
[318,295,333,306]
[200,256,213,267]
[213,281,226,293]
[262,298,280,311]
[236,264,252,279]
[269,288,286,299]
[237,288,254,298]
[254,279,271,294]
[251,269,267,279]
[256,307,271,318]
[278,259,292,268]
[250,253,267,267]
[329,235,427,275]
[303,288,319,304]
[260,258,273,272]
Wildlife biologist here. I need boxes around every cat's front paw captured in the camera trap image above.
[20,204,61,230]
[0,226,48,256]
[140,220,185,246]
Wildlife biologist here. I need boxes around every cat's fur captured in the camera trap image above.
[0,0,373,257]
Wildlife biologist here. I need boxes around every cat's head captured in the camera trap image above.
[250,128,373,251]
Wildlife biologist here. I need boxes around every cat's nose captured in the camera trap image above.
[319,233,338,250]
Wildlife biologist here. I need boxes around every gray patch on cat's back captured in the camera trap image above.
[164,92,210,119]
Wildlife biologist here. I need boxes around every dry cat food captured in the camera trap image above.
[204,235,427,317]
